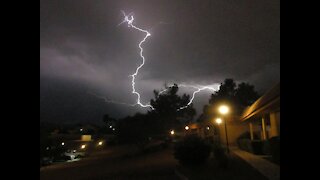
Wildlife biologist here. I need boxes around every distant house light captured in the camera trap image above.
[81,135,92,141]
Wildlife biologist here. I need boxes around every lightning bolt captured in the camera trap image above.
[115,11,220,111]
[177,84,219,110]
[157,89,169,96]
[121,11,154,110]
[156,84,219,110]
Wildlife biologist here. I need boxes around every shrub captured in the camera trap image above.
[237,139,252,152]
[237,139,264,154]
[251,140,264,155]
[269,136,280,164]
[262,140,271,155]
[174,135,211,165]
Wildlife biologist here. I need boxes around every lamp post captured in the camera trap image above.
[215,118,222,144]
[218,105,230,153]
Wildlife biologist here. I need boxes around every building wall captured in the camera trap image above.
[269,111,280,138]
[81,135,92,141]
[276,111,280,134]
[218,118,249,146]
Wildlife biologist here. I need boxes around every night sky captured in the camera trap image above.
[40,0,279,124]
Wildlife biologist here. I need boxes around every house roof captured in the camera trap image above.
[240,82,280,122]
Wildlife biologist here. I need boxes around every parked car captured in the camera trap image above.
[64,149,86,160]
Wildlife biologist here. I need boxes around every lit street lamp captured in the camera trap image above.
[218,105,230,153]
[185,126,189,130]
[170,130,175,135]
[215,118,222,124]
[218,105,229,115]
[215,118,222,144]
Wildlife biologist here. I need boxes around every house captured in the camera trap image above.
[182,82,280,160]
[240,82,280,141]
[237,82,280,160]
[181,121,219,145]
[210,82,280,148]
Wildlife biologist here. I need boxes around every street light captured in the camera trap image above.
[185,126,189,130]
[215,118,222,124]
[170,130,175,135]
[217,105,230,153]
[215,118,222,144]
[218,105,229,115]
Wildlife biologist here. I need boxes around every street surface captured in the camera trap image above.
[40,145,180,180]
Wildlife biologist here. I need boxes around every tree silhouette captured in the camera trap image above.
[235,82,260,107]
[198,78,259,121]
[209,79,237,106]
[102,114,117,134]
[116,84,196,147]
[102,114,116,125]
[149,84,196,132]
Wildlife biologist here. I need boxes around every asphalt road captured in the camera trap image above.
[40,145,180,180]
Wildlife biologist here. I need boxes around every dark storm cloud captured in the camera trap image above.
[40,0,279,123]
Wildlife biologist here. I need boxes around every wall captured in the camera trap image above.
[217,118,249,146]
[269,111,280,138]
[81,135,92,141]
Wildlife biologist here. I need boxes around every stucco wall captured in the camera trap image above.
[217,118,249,146]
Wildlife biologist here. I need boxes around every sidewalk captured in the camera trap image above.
[230,147,280,180]
[175,151,268,180]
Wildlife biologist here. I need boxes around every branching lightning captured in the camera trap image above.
[157,84,219,110]
[177,84,219,110]
[121,11,154,110]
[95,11,220,111]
